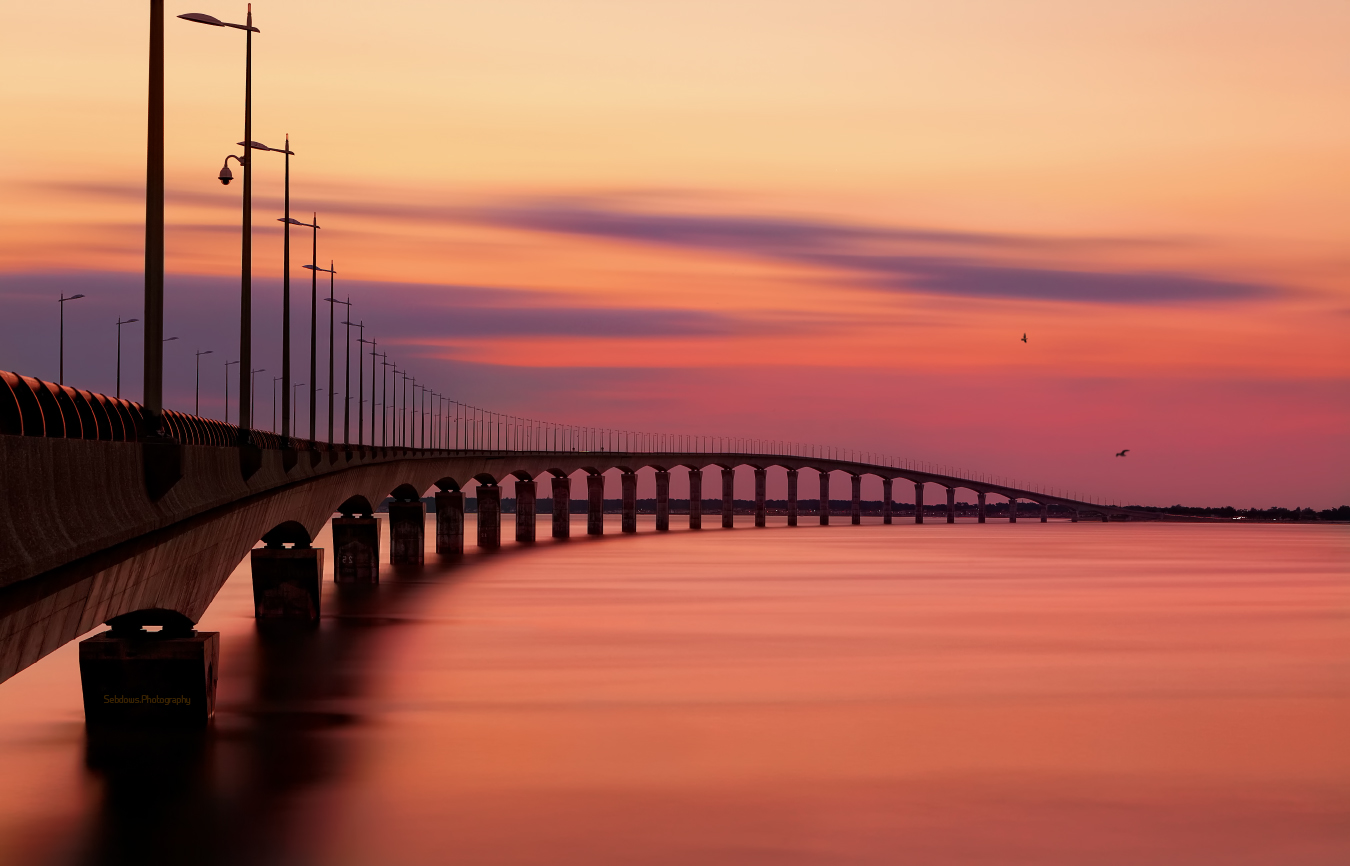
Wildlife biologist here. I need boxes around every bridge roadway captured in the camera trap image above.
[0,369,1143,686]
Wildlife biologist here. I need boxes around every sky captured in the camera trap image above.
[1,1,1347,507]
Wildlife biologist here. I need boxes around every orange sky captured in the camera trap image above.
[1,1,1347,506]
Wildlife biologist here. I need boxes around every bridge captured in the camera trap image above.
[0,367,1151,702]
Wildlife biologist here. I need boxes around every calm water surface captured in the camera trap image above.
[1,519,1346,865]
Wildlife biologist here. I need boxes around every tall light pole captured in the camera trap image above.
[272,374,281,431]
[357,332,374,448]
[180,6,261,432]
[290,214,321,439]
[115,317,140,398]
[195,349,213,414]
[250,367,265,429]
[144,1,165,436]
[58,293,86,385]
[319,270,346,444]
[224,359,239,424]
[292,381,304,427]
[339,302,354,448]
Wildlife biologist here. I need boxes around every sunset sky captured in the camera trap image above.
[1,1,1346,507]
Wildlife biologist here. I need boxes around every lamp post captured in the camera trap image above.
[358,332,375,448]
[115,317,140,398]
[380,354,391,447]
[58,293,86,385]
[338,302,355,448]
[321,274,347,445]
[290,214,321,439]
[179,6,261,432]
[224,359,239,424]
[272,374,281,431]
[250,368,265,428]
[292,381,304,431]
[194,349,213,414]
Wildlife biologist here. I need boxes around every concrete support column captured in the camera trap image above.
[477,484,502,549]
[819,470,831,525]
[882,478,893,524]
[516,479,537,543]
[435,489,465,555]
[787,468,799,526]
[754,467,767,527]
[80,614,219,727]
[946,487,956,523]
[251,541,323,622]
[389,497,426,564]
[850,474,862,525]
[689,468,703,529]
[333,514,380,583]
[914,482,925,524]
[1101,512,1110,523]
[551,475,571,538]
[655,470,671,531]
[977,491,987,523]
[722,467,735,528]
[1008,497,1017,523]
[587,473,606,535]
[1072,509,1079,523]
[621,471,638,533]
[1041,502,1048,523]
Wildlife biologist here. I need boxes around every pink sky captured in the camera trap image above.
[1,1,1347,507]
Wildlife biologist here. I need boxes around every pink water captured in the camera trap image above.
[1,518,1347,865]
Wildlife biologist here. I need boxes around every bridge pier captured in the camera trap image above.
[334,503,380,584]
[914,482,924,524]
[552,475,571,538]
[477,483,502,549]
[79,612,219,727]
[946,487,956,523]
[1101,512,1110,523]
[250,526,323,623]
[655,470,671,531]
[622,471,638,533]
[587,473,605,535]
[1041,502,1048,523]
[882,478,894,524]
[722,467,735,528]
[754,467,767,527]
[977,492,987,523]
[435,488,465,555]
[689,468,703,529]
[819,470,830,525]
[850,474,862,525]
[389,493,426,564]
[787,468,799,526]
[516,478,537,542]
[1072,509,1079,523]
[1008,497,1018,523]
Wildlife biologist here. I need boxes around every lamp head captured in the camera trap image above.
[219,164,233,185]
[70,293,85,300]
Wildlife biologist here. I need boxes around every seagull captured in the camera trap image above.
[1020,333,1027,343]
[1115,449,1130,457]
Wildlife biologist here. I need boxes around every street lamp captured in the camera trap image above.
[272,374,282,431]
[58,293,85,385]
[358,332,376,448]
[224,359,239,425]
[195,349,213,414]
[244,135,296,437]
[115,317,140,398]
[318,268,345,444]
[250,367,265,428]
[180,6,261,433]
[292,381,304,429]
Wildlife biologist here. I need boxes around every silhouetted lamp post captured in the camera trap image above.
[224,359,239,424]
[115,317,140,398]
[179,6,261,431]
[287,214,321,439]
[58,293,85,385]
[195,349,213,414]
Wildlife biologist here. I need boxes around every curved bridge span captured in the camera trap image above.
[0,370,1146,685]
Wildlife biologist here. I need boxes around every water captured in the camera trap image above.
[1,518,1346,865]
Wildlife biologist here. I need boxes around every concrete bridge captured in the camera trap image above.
[0,369,1148,710]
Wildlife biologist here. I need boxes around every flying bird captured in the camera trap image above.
[1020,333,1027,343]
[1115,449,1130,457]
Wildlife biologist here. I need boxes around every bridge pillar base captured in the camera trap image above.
[1041,502,1048,523]
[250,546,323,622]
[850,474,862,525]
[655,470,670,531]
[516,479,537,543]
[477,485,502,549]
[1071,510,1079,523]
[689,468,703,530]
[754,467,767,527]
[552,475,571,538]
[333,516,380,583]
[587,473,605,535]
[389,500,426,564]
[1009,498,1018,523]
[621,472,638,533]
[946,487,956,523]
[435,490,465,554]
[914,482,924,524]
[819,471,830,525]
[80,622,219,728]
[722,467,735,528]
[882,478,893,525]
[787,468,798,526]
[977,492,987,524]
